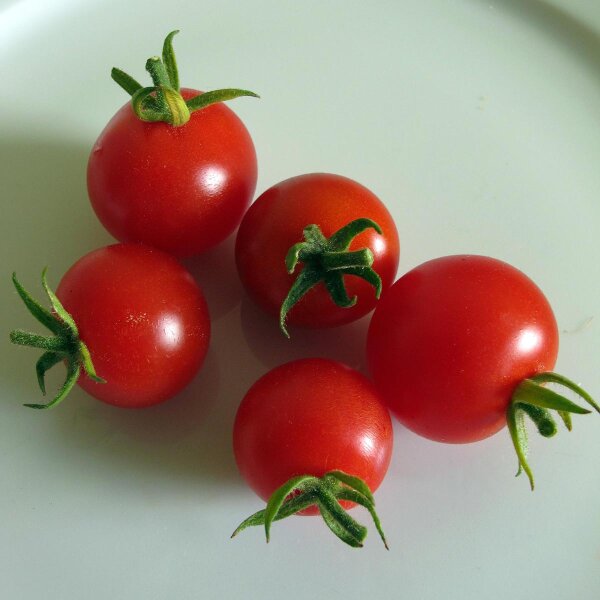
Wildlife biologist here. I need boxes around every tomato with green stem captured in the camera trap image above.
[10,244,210,409]
[235,173,400,337]
[88,30,258,257]
[366,255,598,489]
[232,358,393,548]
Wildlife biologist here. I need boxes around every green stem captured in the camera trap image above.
[507,402,535,490]
[557,411,573,431]
[10,330,70,352]
[111,31,258,127]
[146,56,171,88]
[36,351,64,395]
[324,272,357,308]
[185,88,259,111]
[318,501,364,548]
[145,57,170,110]
[337,488,389,549]
[317,488,367,544]
[131,87,167,123]
[278,219,383,338]
[530,372,599,413]
[25,363,80,410]
[518,403,557,438]
[507,372,597,490]
[321,248,374,270]
[111,67,143,95]
[162,30,180,91]
[10,271,105,409]
[232,470,388,549]
[160,86,190,127]
[231,492,318,538]
[263,475,317,542]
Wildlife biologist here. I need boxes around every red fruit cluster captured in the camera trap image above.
[11,31,596,550]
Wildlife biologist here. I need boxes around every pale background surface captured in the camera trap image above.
[1,1,599,598]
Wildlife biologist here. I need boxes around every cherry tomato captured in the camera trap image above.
[88,88,257,257]
[13,244,210,409]
[235,173,399,331]
[367,255,559,443]
[233,358,393,513]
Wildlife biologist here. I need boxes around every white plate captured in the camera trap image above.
[1,1,599,598]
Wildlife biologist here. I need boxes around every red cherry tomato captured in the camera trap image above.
[367,255,559,443]
[56,244,210,407]
[88,88,257,257]
[235,173,399,330]
[233,358,393,514]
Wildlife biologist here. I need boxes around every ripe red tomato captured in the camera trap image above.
[13,244,210,409]
[367,255,559,443]
[233,358,393,512]
[88,88,257,257]
[235,173,399,332]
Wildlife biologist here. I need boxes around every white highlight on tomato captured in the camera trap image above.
[159,315,182,349]
[198,166,227,196]
[517,327,542,354]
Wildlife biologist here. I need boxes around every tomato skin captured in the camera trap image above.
[55,243,210,408]
[235,173,400,328]
[367,255,559,443]
[87,89,257,257]
[233,358,393,514]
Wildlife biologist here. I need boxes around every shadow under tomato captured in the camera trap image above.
[45,347,246,490]
[0,137,113,264]
[1,137,112,397]
[182,235,243,321]
[1,136,249,492]
[495,0,600,82]
[239,291,372,375]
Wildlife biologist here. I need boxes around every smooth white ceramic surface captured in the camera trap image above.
[1,1,599,599]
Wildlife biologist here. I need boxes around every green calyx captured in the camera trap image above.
[9,270,105,409]
[280,218,383,337]
[507,372,599,490]
[112,30,259,126]
[231,470,388,549]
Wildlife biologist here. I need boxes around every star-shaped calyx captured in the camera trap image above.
[507,372,598,490]
[10,270,105,409]
[280,218,383,337]
[112,30,258,127]
[232,470,388,549]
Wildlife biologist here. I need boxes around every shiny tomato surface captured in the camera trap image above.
[367,255,559,443]
[88,89,257,257]
[233,358,393,513]
[235,173,399,329]
[56,244,210,407]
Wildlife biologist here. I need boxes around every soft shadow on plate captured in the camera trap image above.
[0,137,112,266]
[1,137,111,394]
[33,295,252,488]
[1,136,246,490]
[182,236,243,320]
[239,291,371,374]
[485,0,600,78]
[44,346,245,489]
[12,297,248,492]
